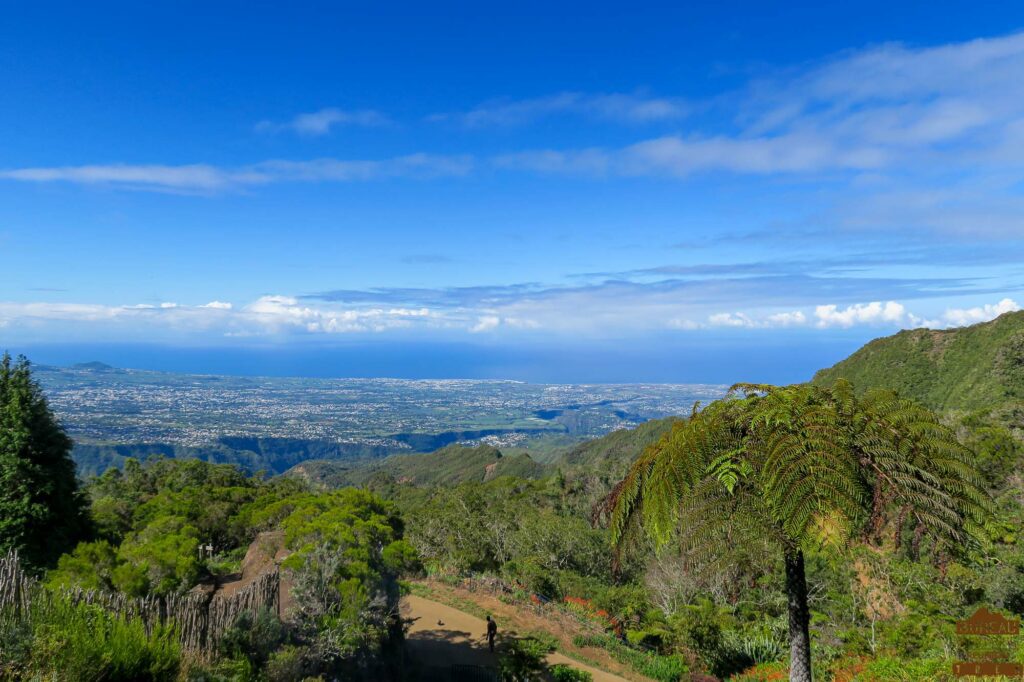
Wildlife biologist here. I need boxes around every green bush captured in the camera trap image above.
[0,608,33,679]
[711,630,784,678]
[504,558,561,598]
[854,655,951,681]
[22,594,180,681]
[626,626,668,651]
[218,607,287,669]
[499,635,552,680]
[523,630,559,655]
[550,663,593,681]
[671,600,725,670]
[572,634,687,682]
[264,645,311,681]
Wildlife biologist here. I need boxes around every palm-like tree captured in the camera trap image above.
[605,380,988,682]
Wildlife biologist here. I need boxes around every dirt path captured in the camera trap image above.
[403,594,628,681]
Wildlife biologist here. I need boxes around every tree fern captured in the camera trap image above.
[605,381,990,682]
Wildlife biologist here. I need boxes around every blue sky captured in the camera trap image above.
[2,2,1024,382]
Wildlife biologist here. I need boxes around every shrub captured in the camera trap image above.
[264,645,311,681]
[572,634,687,682]
[25,595,180,681]
[847,655,951,681]
[0,608,33,679]
[550,663,593,681]
[218,607,287,669]
[505,558,560,598]
[523,630,559,654]
[626,627,668,651]
[712,630,785,678]
[499,635,552,680]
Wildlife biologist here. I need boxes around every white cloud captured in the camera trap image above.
[496,31,1024,182]
[469,315,501,333]
[700,299,1018,332]
[0,164,269,192]
[495,133,885,178]
[503,317,541,329]
[0,155,473,193]
[435,92,687,127]
[0,297,438,337]
[259,154,473,182]
[10,32,1024,198]
[6,32,1024,199]
[706,310,807,329]
[937,298,1020,327]
[815,301,907,328]
[493,149,610,175]
[244,295,433,333]
[255,108,389,136]
[0,290,1020,341]
[766,311,807,326]
[709,312,756,328]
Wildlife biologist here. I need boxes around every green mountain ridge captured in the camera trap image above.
[287,416,683,491]
[559,415,681,480]
[287,443,550,488]
[812,310,1024,423]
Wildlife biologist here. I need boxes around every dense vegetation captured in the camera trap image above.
[3,312,1024,680]
[813,309,1024,417]
[607,382,989,681]
[0,353,89,567]
[3,455,417,679]
[290,444,549,488]
[73,437,394,478]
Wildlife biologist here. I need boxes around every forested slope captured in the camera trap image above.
[558,416,681,481]
[812,310,1024,420]
[287,443,550,488]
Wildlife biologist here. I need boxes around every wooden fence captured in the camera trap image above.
[0,551,279,655]
[449,573,617,637]
[437,572,661,654]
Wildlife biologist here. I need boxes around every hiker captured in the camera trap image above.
[485,615,498,652]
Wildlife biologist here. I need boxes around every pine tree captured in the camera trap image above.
[0,353,89,567]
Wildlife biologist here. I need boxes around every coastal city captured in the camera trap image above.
[36,362,726,451]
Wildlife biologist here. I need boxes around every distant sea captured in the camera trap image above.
[8,336,865,385]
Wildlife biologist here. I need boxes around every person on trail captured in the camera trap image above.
[485,615,498,653]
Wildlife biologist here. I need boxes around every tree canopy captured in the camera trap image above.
[607,380,990,682]
[0,353,88,568]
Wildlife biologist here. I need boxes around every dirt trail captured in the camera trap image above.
[402,594,628,681]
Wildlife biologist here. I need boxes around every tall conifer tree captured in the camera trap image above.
[0,353,88,567]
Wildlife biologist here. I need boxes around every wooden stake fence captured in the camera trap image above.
[0,551,280,656]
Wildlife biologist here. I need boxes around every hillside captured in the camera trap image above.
[72,437,391,477]
[557,416,681,484]
[286,416,683,491]
[287,443,550,488]
[812,311,1024,419]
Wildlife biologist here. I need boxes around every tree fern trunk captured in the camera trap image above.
[785,549,813,682]
[895,505,909,552]
[910,521,924,561]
